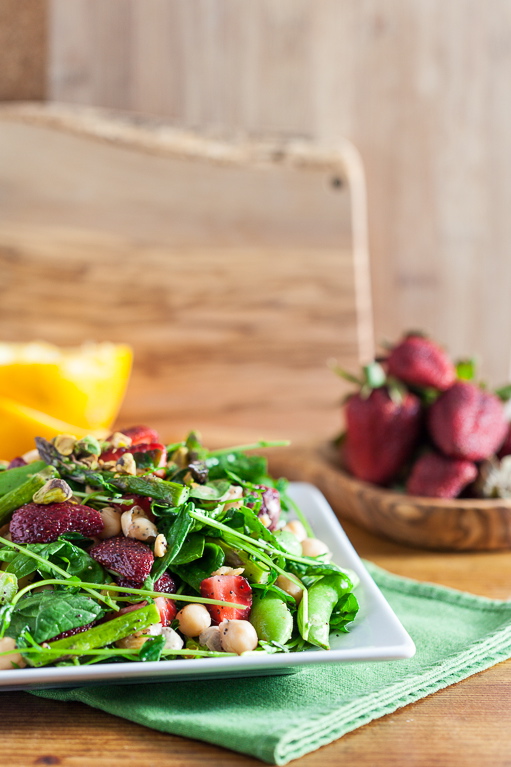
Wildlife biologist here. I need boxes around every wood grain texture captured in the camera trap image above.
[47,0,511,385]
[267,442,511,551]
[0,115,368,444]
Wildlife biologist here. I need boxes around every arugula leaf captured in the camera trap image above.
[4,539,108,584]
[206,452,268,483]
[6,591,104,643]
[330,592,359,632]
[188,480,231,500]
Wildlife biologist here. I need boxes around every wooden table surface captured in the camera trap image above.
[2,458,511,767]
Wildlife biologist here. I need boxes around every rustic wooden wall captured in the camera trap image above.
[0,114,367,443]
[7,0,511,385]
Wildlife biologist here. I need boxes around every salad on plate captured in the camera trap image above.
[0,426,359,670]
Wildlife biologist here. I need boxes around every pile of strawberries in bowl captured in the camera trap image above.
[337,332,511,500]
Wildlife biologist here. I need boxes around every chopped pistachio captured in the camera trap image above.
[75,435,102,456]
[109,432,133,449]
[33,478,73,504]
[52,434,77,457]
[78,455,99,470]
[115,453,137,476]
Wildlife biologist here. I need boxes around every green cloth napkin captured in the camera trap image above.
[32,562,511,765]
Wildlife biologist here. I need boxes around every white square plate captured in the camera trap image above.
[0,482,415,691]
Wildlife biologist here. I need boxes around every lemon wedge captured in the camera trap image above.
[0,342,132,431]
[0,396,108,460]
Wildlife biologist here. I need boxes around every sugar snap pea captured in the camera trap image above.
[249,591,294,644]
[299,572,354,650]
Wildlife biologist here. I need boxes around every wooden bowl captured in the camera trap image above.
[267,442,511,551]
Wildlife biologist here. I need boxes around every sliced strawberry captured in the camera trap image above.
[89,536,154,583]
[115,572,176,592]
[48,622,96,642]
[7,457,27,469]
[154,596,177,626]
[121,494,154,519]
[110,425,161,446]
[154,572,178,593]
[10,502,104,543]
[100,442,166,469]
[200,574,252,624]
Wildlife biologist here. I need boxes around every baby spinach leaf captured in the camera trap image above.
[170,534,205,565]
[170,542,225,591]
[138,634,165,662]
[5,541,65,579]
[50,540,109,584]
[7,591,104,643]
[4,539,108,583]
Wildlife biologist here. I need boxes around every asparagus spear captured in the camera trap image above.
[36,437,189,506]
[0,461,49,497]
[0,466,58,527]
[28,602,160,667]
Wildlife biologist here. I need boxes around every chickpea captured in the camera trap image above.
[275,573,304,604]
[301,537,331,559]
[176,603,212,637]
[199,626,223,652]
[98,506,122,539]
[161,627,184,651]
[282,519,307,542]
[218,619,258,654]
[115,623,161,650]
[221,484,243,511]
[0,637,26,670]
[121,506,158,541]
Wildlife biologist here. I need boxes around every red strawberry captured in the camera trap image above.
[498,424,511,458]
[344,387,422,485]
[100,442,166,468]
[115,572,177,593]
[387,333,456,391]
[121,494,154,519]
[154,573,178,593]
[406,453,477,498]
[7,457,27,469]
[200,574,252,625]
[110,425,161,446]
[154,596,177,626]
[428,381,507,461]
[10,502,104,543]
[115,573,177,625]
[89,536,154,583]
[245,485,281,530]
[48,622,96,643]
[111,599,176,627]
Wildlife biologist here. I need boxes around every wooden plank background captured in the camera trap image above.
[0,117,363,444]
[40,0,511,386]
